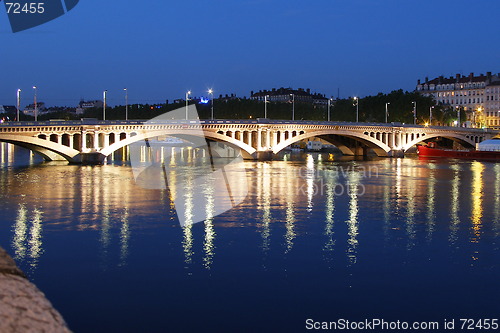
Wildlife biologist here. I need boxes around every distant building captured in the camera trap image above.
[250,87,328,105]
[23,102,48,116]
[0,105,18,115]
[485,81,500,129]
[75,100,104,115]
[416,72,500,129]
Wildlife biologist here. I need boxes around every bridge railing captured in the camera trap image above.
[0,119,495,134]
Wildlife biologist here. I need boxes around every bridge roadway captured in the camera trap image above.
[0,119,496,164]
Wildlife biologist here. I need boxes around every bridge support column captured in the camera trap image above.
[68,135,74,150]
[94,133,99,150]
[81,131,86,151]
[247,131,252,146]
[104,134,109,148]
[257,130,262,150]
[272,131,278,148]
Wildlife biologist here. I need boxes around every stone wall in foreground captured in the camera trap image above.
[0,247,70,333]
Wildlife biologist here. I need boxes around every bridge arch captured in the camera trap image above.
[272,129,392,156]
[402,132,477,151]
[100,129,257,159]
[0,134,80,162]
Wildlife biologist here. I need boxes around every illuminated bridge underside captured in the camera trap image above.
[0,120,495,163]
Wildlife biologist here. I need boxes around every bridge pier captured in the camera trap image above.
[254,150,274,161]
[388,149,405,158]
[72,152,107,165]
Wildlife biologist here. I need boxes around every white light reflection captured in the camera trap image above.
[285,165,296,253]
[100,208,111,263]
[12,203,28,260]
[261,163,272,253]
[494,164,500,238]
[449,164,461,244]
[182,171,194,265]
[305,154,315,211]
[119,208,130,266]
[426,163,436,241]
[382,168,391,241]
[405,165,416,249]
[28,208,43,270]
[346,170,360,265]
[323,169,337,262]
[203,174,216,269]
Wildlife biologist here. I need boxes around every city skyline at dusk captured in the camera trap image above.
[2,0,500,106]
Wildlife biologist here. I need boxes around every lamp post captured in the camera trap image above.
[456,106,461,127]
[208,89,214,120]
[412,101,417,125]
[477,106,483,128]
[103,90,107,121]
[32,86,37,121]
[385,102,390,123]
[328,98,333,122]
[354,97,359,122]
[429,106,434,125]
[124,88,128,121]
[16,89,21,122]
[290,93,295,121]
[185,90,191,120]
[264,95,269,118]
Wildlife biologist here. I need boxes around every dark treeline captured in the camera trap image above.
[7,90,458,125]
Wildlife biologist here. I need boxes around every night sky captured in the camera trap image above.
[1,0,500,107]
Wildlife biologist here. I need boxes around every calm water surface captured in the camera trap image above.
[0,143,499,332]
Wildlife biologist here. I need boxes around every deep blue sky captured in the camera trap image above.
[1,0,500,107]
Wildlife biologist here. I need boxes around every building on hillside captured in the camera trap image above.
[75,100,104,115]
[250,87,329,105]
[416,72,500,129]
[0,105,18,115]
[23,102,48,116]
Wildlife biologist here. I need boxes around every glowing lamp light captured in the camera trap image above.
[200,97,210,104]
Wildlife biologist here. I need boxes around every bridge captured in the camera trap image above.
[0,119,496,163]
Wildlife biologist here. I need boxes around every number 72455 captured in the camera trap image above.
[5,2,45,14]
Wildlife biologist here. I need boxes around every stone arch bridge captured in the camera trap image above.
[0,119,495,164]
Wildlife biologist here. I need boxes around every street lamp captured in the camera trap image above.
[264,95,269,118]
[412,101,417,124]
[185,90,191,120]
[124,88,128,121]
[477,106,484,128]
[353,97,359,122]
[429,106,434,125]
[16,89,21,122]
[385,102,390,123]
[328,98,333,122]
[456,106,461,127]
[208,89,214,120]
[103,90,107,121]
[290,93,295,121]
[32,86,37,121]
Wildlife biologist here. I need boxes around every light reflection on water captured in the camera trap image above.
[1,145,499,269]
[0,144,499,331]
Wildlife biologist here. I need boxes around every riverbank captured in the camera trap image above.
[0,247,70,333]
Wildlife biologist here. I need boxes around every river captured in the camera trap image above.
[0,143,498,332]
